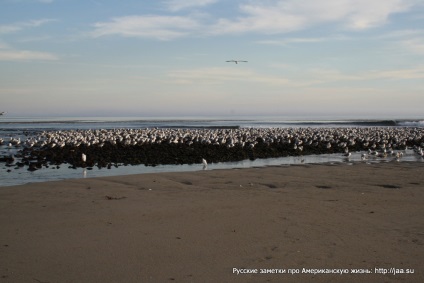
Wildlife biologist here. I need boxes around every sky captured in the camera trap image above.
[1,0,424,118]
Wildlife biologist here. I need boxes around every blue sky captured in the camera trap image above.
[1,0,423,118]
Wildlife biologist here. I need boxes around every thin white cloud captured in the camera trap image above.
[402,39,424,55]
[169,67,251,84]
[0,45,58,61]
[0,50,57,61]
[168,67,291,85]
[211,0,418,35]
[368,66,424,80]
[166,0,218,11]
[305,68,361,85]
[16,35,52,43]
[306,66,424,85]
[0,24,21,34]
[90,0,420,40]
[256,35,349,46]
[379,29,424,39]
[91,15,201,40]
[222,66,421,88]
[377,29,424,55]
[167,64,424,89]
[0,19,56,34]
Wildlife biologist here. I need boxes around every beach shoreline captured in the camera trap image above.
[1,162,423,282]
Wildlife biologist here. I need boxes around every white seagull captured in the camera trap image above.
[202,158,208,170]
[226,60,248,64]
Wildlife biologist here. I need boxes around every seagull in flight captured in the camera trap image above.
[226,60,248,64]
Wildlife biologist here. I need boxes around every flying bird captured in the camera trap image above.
[226,60,248,64]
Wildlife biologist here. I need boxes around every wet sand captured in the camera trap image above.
[1,162,423,282]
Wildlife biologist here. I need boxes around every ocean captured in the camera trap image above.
[1,116,424,130]
[1,116,424,187]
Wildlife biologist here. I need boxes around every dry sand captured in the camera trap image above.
[1,161,423,283]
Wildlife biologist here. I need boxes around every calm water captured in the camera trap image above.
[1,116,423,187]
[1,115,424,130]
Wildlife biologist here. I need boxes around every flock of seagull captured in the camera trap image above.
[1,127,424,164]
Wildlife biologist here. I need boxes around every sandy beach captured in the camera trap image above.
[1,161,423,283]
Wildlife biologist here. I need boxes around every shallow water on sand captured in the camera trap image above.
[1,149,422,187]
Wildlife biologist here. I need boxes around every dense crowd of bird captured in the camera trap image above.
[1,127,424,171]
